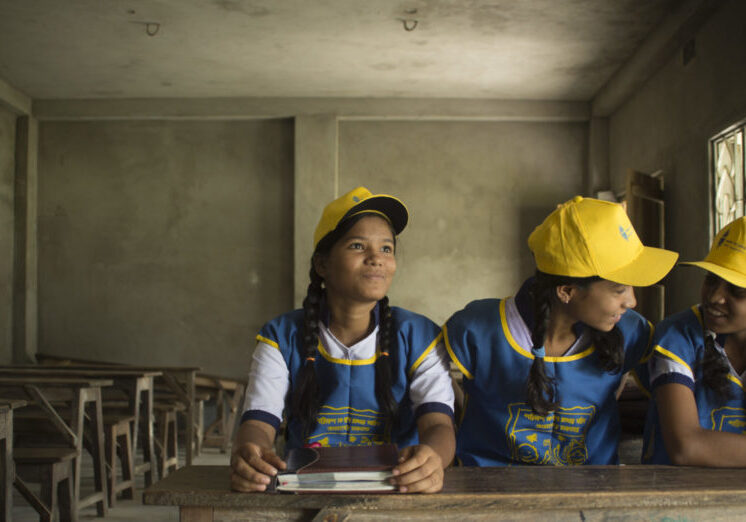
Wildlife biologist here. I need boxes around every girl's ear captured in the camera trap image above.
[555,285,575,305]
[312,254,327,280]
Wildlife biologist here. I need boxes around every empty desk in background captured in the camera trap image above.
[0,376,112,517]
[0,366,161,486]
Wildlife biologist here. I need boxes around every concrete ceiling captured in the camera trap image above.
[0,0,680,101]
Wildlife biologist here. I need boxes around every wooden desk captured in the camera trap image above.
[0,399,25,521]
[144,465,746,521]
[0,377,112,517]
[196,373,246,453]
[35,357,201,466]
[0,366,161,486]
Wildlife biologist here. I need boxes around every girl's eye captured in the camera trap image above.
[704,273,720,287]
[381,245,393,253]
[349,242,364,250]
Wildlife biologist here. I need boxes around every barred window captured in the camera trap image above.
[711,123,745,237]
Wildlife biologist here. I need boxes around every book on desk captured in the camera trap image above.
[275,444,399,493]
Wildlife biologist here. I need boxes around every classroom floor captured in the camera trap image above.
[11,445,230,521]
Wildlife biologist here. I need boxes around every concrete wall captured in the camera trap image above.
[0,106,15,363]
[37,119,294,378]
[608,0,746,311]
[338,120,587,324]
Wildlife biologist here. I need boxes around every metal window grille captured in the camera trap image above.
[711,124,745,237]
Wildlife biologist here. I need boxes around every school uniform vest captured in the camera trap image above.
[642,306,746,464]
[257,307,441,450]
[445,296,652,466]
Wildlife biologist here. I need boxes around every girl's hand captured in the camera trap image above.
[230,442,286,492]
[391,444,444,493]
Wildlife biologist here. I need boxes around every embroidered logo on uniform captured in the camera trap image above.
[710,406,746,433]
[506,403,595,465]
[618,225,632,241]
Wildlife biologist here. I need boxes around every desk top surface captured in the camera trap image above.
[0,366,162,378]
[143,465,746,511]
[0,376,114,387]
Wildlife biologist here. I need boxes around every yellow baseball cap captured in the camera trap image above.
[680,217,746,287]
[527,196,678,286]
[313,186,408,248]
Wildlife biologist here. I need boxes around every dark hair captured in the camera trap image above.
[698,273,737,400]
[292,213,399,439]
[527,270,624,416]
[699,332,733,401]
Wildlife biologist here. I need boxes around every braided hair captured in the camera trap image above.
[698,273,738,400]
[292,213,399,440]
[526,270,625,416]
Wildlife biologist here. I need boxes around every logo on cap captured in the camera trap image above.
[618,225,631,241]
[718,229,730,247]
[352,196,360,202]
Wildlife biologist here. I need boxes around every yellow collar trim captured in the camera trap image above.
[501,298,595,362]
[316,339,380,366]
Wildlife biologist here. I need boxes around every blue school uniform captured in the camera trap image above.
[249,306,449,450]
[641,306,746,464]
[444,279,653,466]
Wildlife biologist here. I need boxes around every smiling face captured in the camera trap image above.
[563,279,637,332]
[700,272,746,334]
[314,215,396,305]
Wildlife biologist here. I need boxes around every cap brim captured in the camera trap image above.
[679,260,746,288]
[601,246,679,286]
[343,194,408,235]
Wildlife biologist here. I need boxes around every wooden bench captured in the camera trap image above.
[14,447,76,522]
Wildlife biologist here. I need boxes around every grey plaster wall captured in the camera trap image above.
[0,106,15,363]
[608,0,746,312]
[37,119,294,378]
[338,120,587,324]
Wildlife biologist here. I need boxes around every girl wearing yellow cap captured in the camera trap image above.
[444,196,678,466]
[231,187,455,492]
[642,216,746,465]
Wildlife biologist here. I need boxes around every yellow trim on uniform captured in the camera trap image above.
[442,323,474,380]
[315,339,379,366]
[727,374,745,390]
[638,320,656,363]
[692,305,703,326]
[409,332,443,378]
[500,298,596,362]
[653,345,693,374]
[256,334,279,350]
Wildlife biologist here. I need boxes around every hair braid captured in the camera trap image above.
[699,330,733,401]
[375,296,398,435]
[527,276,558,416]
[292,266,324,439]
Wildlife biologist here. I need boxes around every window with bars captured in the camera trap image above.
[711,123,745,237]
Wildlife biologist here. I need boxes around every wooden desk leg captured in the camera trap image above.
[181,506,213,522]
[0,409,12,521]
[186,371,195,466]
[143,381,156,485]
[89,388,108,516]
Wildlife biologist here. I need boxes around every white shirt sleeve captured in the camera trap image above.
[242,341,290,422]
[407,339,455,413]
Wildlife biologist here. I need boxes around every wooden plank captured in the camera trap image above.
[144,465,746,512]
[181,506,213,522]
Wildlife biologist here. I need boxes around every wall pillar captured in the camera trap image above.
[587,116,610,196]
[293,115,338,307]
[13,116,38,363]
